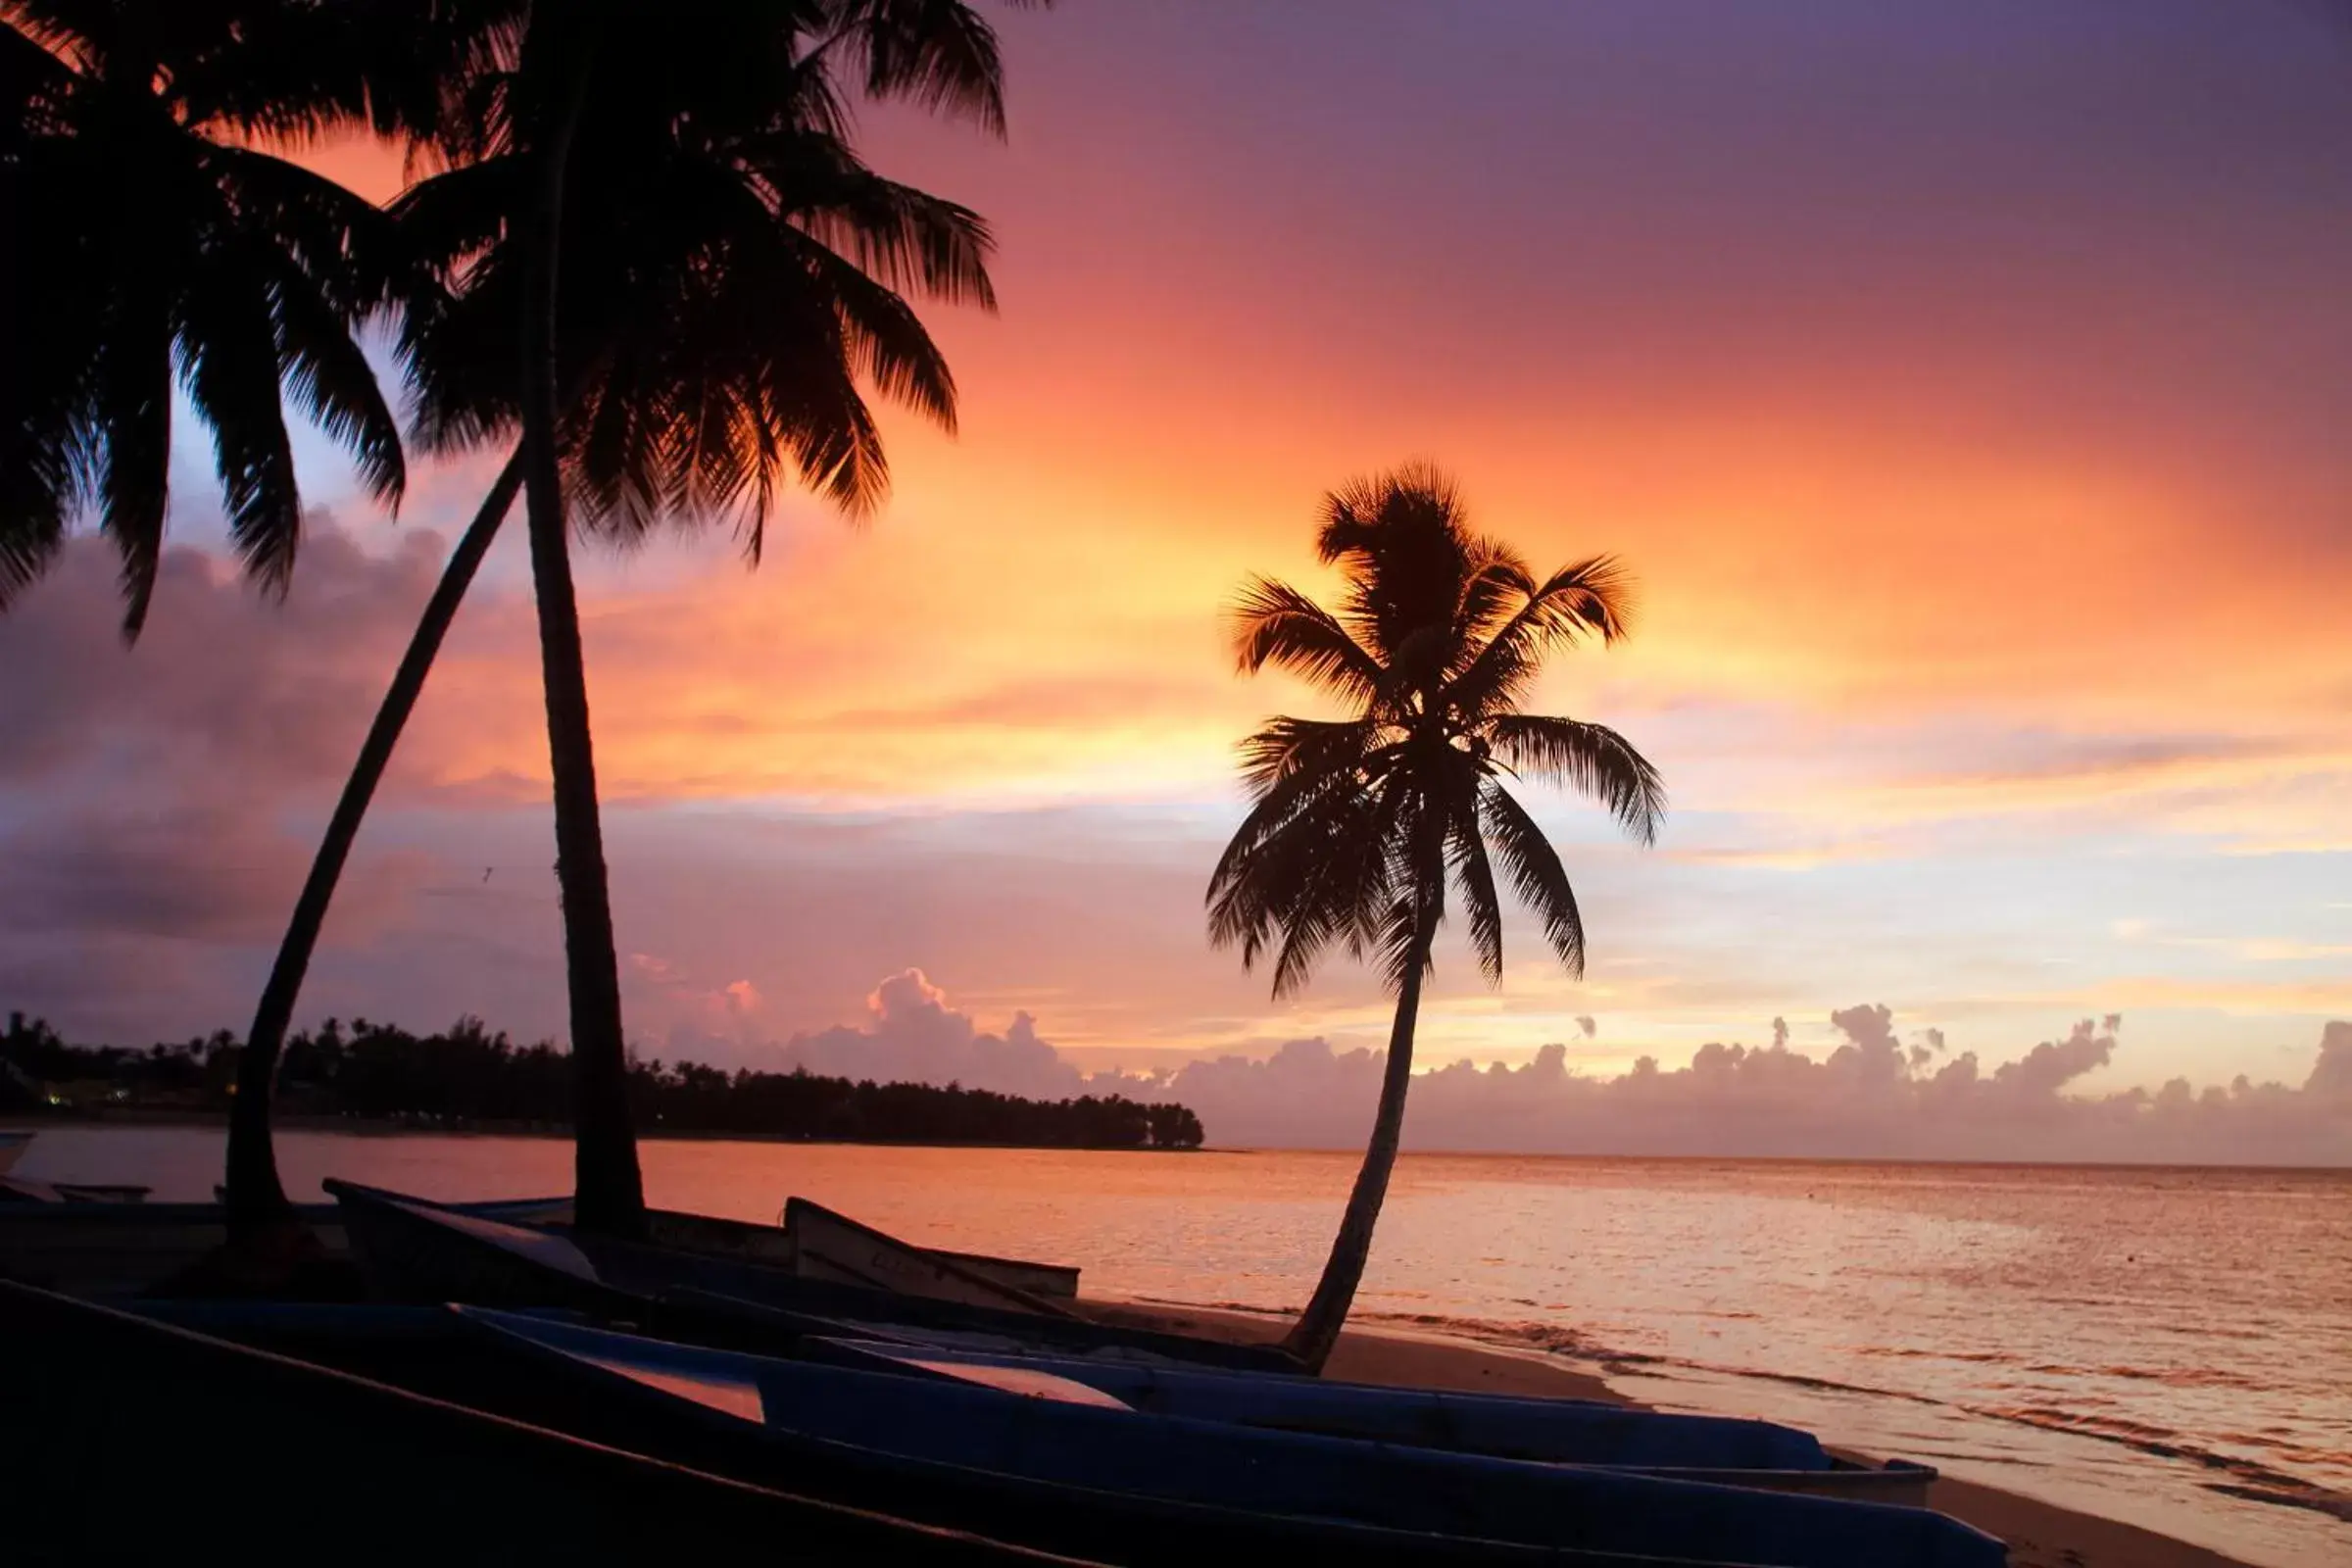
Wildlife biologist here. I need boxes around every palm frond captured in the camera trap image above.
[1447,539,1529,672]
[1230,576,1386,703]
[798,236,960,430]
[91,299,172,637]
[1485,713,1666,845]
[1447,795,1504,986]
[1478,780,1588,978]
[1234,715,1383,797]
[268,255,406,508]
[1445,555,1638,719]
[825,0,1016,137]
[769,140,997,309]
[175,244,303,597]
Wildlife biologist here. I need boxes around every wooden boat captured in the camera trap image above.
[279,1190,1082,1300]
[0,1280,1096,1565]
[326,1179,1298,1374]
[131,1298,1763,1568]
[0,1128,31,1175]
[784,1197,1076,1315]
[639,1198,1081,1300]
[1,1174,151,1203]
[805,1336,1935,1506]
[460,1309,2006,1568]
[0,1193,566,1297]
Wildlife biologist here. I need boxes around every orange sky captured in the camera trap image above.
[15,2,2350,1105]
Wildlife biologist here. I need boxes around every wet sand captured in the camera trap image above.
[1092,1301,2257,1568]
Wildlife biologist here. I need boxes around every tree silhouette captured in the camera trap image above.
[1209,466,1664,1370]
[220,0,1022,1240]
[0,0,406,637]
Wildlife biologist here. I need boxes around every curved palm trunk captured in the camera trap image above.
[520,24,645,1240]
[222,453,525,1239]
[1282,908,1439,1373]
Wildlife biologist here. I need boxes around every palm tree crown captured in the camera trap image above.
[392,32,992,541]
[1210,465,1665,1001]
[0,0,406,635]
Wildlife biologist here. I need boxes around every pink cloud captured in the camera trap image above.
[1162,1011,2352,1165]
[671,970,1101,1102]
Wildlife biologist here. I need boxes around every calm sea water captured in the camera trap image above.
[16,1128,2349,1568]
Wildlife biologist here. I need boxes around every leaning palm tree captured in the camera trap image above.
[0,0,405,636]
[1208,466,1666,1371]
[222,0,1020,1241]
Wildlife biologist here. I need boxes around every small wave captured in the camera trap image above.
[1355,1310,1636,1361]
[1670,1362,1952,1407]
[2200,1483,2352,1523]
[1972,1404,2352,1521]
[2019,1362,2266,1392]
[1132,1297,1295,1318]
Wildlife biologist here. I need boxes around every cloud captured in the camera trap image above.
[2309,1021,2352,1100]
[649,976,2352,1166]
[0,530,465,1029]
[677,970,1097,1102]
[1158,1008,2352,1166]
[1574,1015,1596,1039]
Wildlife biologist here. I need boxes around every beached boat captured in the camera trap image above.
[410,1194,1082,1300]
[132,1298,1761,1568]
[0,1129,32,1175]
[456,1308,2005,1568]
[0,1175,152,1203]
[0,1193,566,1297]
[326,1179,1298,1373]
[0,1280,1095,1565]
[803,1335,1936,1506]
[783,1197,1076,1315]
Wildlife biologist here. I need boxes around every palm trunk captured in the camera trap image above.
[519,20,644,1239]
[1282,906,1439,1372]
[223,453,525,1239]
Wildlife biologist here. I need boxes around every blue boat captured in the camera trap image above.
[0,1190,568,1297]
[457,1307,2006,1567]
[799,1335,1936,1505]
[0,1280,1093,1565]
[131,1298,1763,1566]
[326,1178,1299,1373]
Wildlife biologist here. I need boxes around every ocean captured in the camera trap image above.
[16,1128,2348,1568]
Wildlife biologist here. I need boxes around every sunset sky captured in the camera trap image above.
[7,1,2351,1138]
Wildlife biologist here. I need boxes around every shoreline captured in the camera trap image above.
[0,1112,1199,1152]
[10,1120,2345,1173]
[1090,1300,2260,1568]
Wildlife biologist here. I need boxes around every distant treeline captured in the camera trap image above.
[0,1011,1205,1151]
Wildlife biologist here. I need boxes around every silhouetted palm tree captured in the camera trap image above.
[223,0,1018,1239]
[1209,466,1666,1371]
[0,0,405,636]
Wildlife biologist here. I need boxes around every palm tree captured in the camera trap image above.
[0,0,405,636]
[222,0,1020,1240]
[1208,466,1666,1372]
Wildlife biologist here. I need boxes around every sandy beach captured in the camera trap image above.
[1094,1301,2258,1568]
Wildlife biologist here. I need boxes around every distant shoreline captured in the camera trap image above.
[8,1116,2345,1171]
[0,1108,1200,1152]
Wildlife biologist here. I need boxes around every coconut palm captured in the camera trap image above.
[1208,466,1666,1371]
[222,0,1018,1240]
[0,0,406,637]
